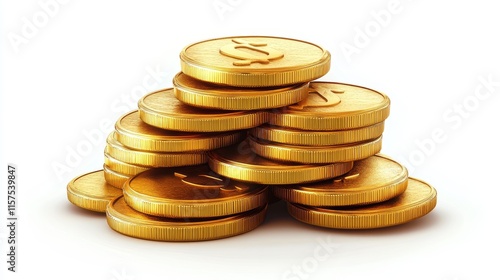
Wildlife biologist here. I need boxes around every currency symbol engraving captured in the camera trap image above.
[333,173,359,184]
[174,172,247,191]
[288,84,345,110]
[219,38,284,66]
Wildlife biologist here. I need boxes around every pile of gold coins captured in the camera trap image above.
[67,36,437,241]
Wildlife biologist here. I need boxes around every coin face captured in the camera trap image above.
[269,82,390,130]
[250,122,385,146]
[106,196,267,241]
[173,72,310,110]
[248,135,382,164]
[287,177,437,229]
[138,88,268,132]
[105,133,208,167]
[122,165,268,218]
[67,170,123,213]
[115,110,246,152]
[207,140,353,184]
[180,36,330,87]
[272,154,408,206]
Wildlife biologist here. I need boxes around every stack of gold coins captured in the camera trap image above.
[249,82,389,164]
[103,109,245,188]
[67,35,438,241]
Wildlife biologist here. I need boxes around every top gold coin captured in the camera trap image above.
[180,36,331,87]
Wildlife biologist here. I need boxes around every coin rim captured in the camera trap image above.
[287,177,437,229]
[250,122,385,146]
[272,154,409,206]
[248,135,383,164]
[173,72,310,110]
[180,36,331,87]
[106,196,268,241]
[208,149,354,185]
[268,82,390,130]
[138,89,269,132]
[67,170,122,213]
[122,176,268,218]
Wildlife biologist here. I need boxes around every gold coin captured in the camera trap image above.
[208,140,353,185]
[287,177,437,229]
[115,110,246,152]
[269,82,390,130]
[251,122,385,146]
[138,88,268,132]
[173,72,310,110]
[104,152,149,176]
[67,170,122,213]
[123,165,268,218]
[105,133,207,167]
[180,36,330,87]
[248,135,382,164]
[272,154,408,206]
[103,164,131,189]
[106,196,267,241]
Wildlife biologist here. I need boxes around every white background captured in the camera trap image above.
[1,1,499,279]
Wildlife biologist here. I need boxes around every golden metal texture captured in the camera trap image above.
[67,170,122,212]
[122,165,268,218]
[180,36,330,87]
[272,154,408,206]
[250,122,385,146]
[103,164,130,189]
[138,88,268,132]
[115,110,246,152]
[173,72,310,110]
[287,177,437,229]
[248,135,382,164]
[105,133,207,167]
[106,196,267,241]
[104,152,149,176]
[269,82,390,130]
[207,140,353,184]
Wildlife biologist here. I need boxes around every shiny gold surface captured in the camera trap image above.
[287,177,437,229]
[138,88,268,132]
[249,135,382,163]
[272,154,408,206]
[180,36,330,87]
[103,164,130,189]
[269,82,390,130]
[104,152,149,176]
[208,140,353,184]
[251,122,385,146]
[106,196,267,241]
[173,72,310,110]
[115,110,246,152]
[122,165,268,218]
[105,133,207,167]
[67,170,122,212]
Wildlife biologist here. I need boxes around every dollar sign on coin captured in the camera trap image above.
[219,38,284,66]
